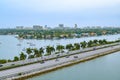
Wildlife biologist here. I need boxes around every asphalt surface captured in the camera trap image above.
[0,44,120,79]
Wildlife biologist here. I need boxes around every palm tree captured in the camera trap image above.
[56,45,64,52]
[80,41,87,48]
[66,44,73,51]
[99,40,103,45]
[8,59,12,62]
[46,46,51,55]
[33,48,39,57]
[102,39,107,44]
[50,46,55,54]
[28,55,34,59]
[26,48,32,58]
[87,40,93,47]
[13,56,19,61]
[19,52,27,60]
[46,46,55,55]
[93,39,98,44]
[39,47,44,57]
[0,59,7,64]
[74,43,80,50]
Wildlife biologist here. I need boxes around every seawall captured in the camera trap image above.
[12,47,120,80]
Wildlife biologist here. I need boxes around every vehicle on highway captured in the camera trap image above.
[66,55,69,58]
[40,60,44,64]
[74,56,78,58]
[0,64,3,67]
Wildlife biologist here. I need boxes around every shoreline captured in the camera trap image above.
[0,42,118,71]
[11,47,120,80]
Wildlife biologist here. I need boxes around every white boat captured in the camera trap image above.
[30,43,35,46]
[27,42,31,44]
[17,44,21,46]
[22,48,26,51]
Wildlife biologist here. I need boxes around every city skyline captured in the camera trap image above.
[0,0,120,28]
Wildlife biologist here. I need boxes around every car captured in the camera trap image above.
[56,54,60,58]
[93,47,96,50]
[74,56,78,58]
[66,55,69,58]
[11,64,15,66]
[40,60,44,64]
[55,58,59,61]
[0,64,3,67]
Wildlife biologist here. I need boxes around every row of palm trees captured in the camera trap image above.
[1,39,120,64]
[15,39,108,61]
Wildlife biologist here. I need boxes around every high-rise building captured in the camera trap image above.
[33,25,43,30]
[16,26,24,29]
[44,25,47,28]
[44,25,50,30]
[74,24,77,28]
[59,24,64,28]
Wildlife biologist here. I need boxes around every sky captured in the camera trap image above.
[0,0,120,28]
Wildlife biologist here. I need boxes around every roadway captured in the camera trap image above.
[0,43,120,79]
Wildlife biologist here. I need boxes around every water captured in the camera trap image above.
[29,51,120,80]
[0,34,120,59]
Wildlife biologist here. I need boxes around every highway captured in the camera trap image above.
[0,43,120,80]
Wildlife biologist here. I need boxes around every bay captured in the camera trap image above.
[29,51,120,80]
[0,34,120,59]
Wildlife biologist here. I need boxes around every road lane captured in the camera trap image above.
[0,44,120,79]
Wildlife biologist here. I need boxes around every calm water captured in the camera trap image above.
[29,51,120,80]
[0,34,120,59]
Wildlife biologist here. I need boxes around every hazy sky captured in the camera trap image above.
[0,0,120,28]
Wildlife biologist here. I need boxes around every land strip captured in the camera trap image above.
[0,43,120,80]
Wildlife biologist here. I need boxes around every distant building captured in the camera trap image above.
[54,24,65,29]
[74,24,77,28]
[33,25,43,30]
[96,26,101,29]
[44,25,50,30]
[81,33,89,37]
[102,30,107,35]
[16,26,24,29]
[24,27,33,30]
[59,24,64,28]
[44,25,47,28]
[89,32,97,36]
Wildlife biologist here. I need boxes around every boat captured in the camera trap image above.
[30,43,35,46]
[17,44,21,46]
[22,48,26,51]
[27,42,31,44]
